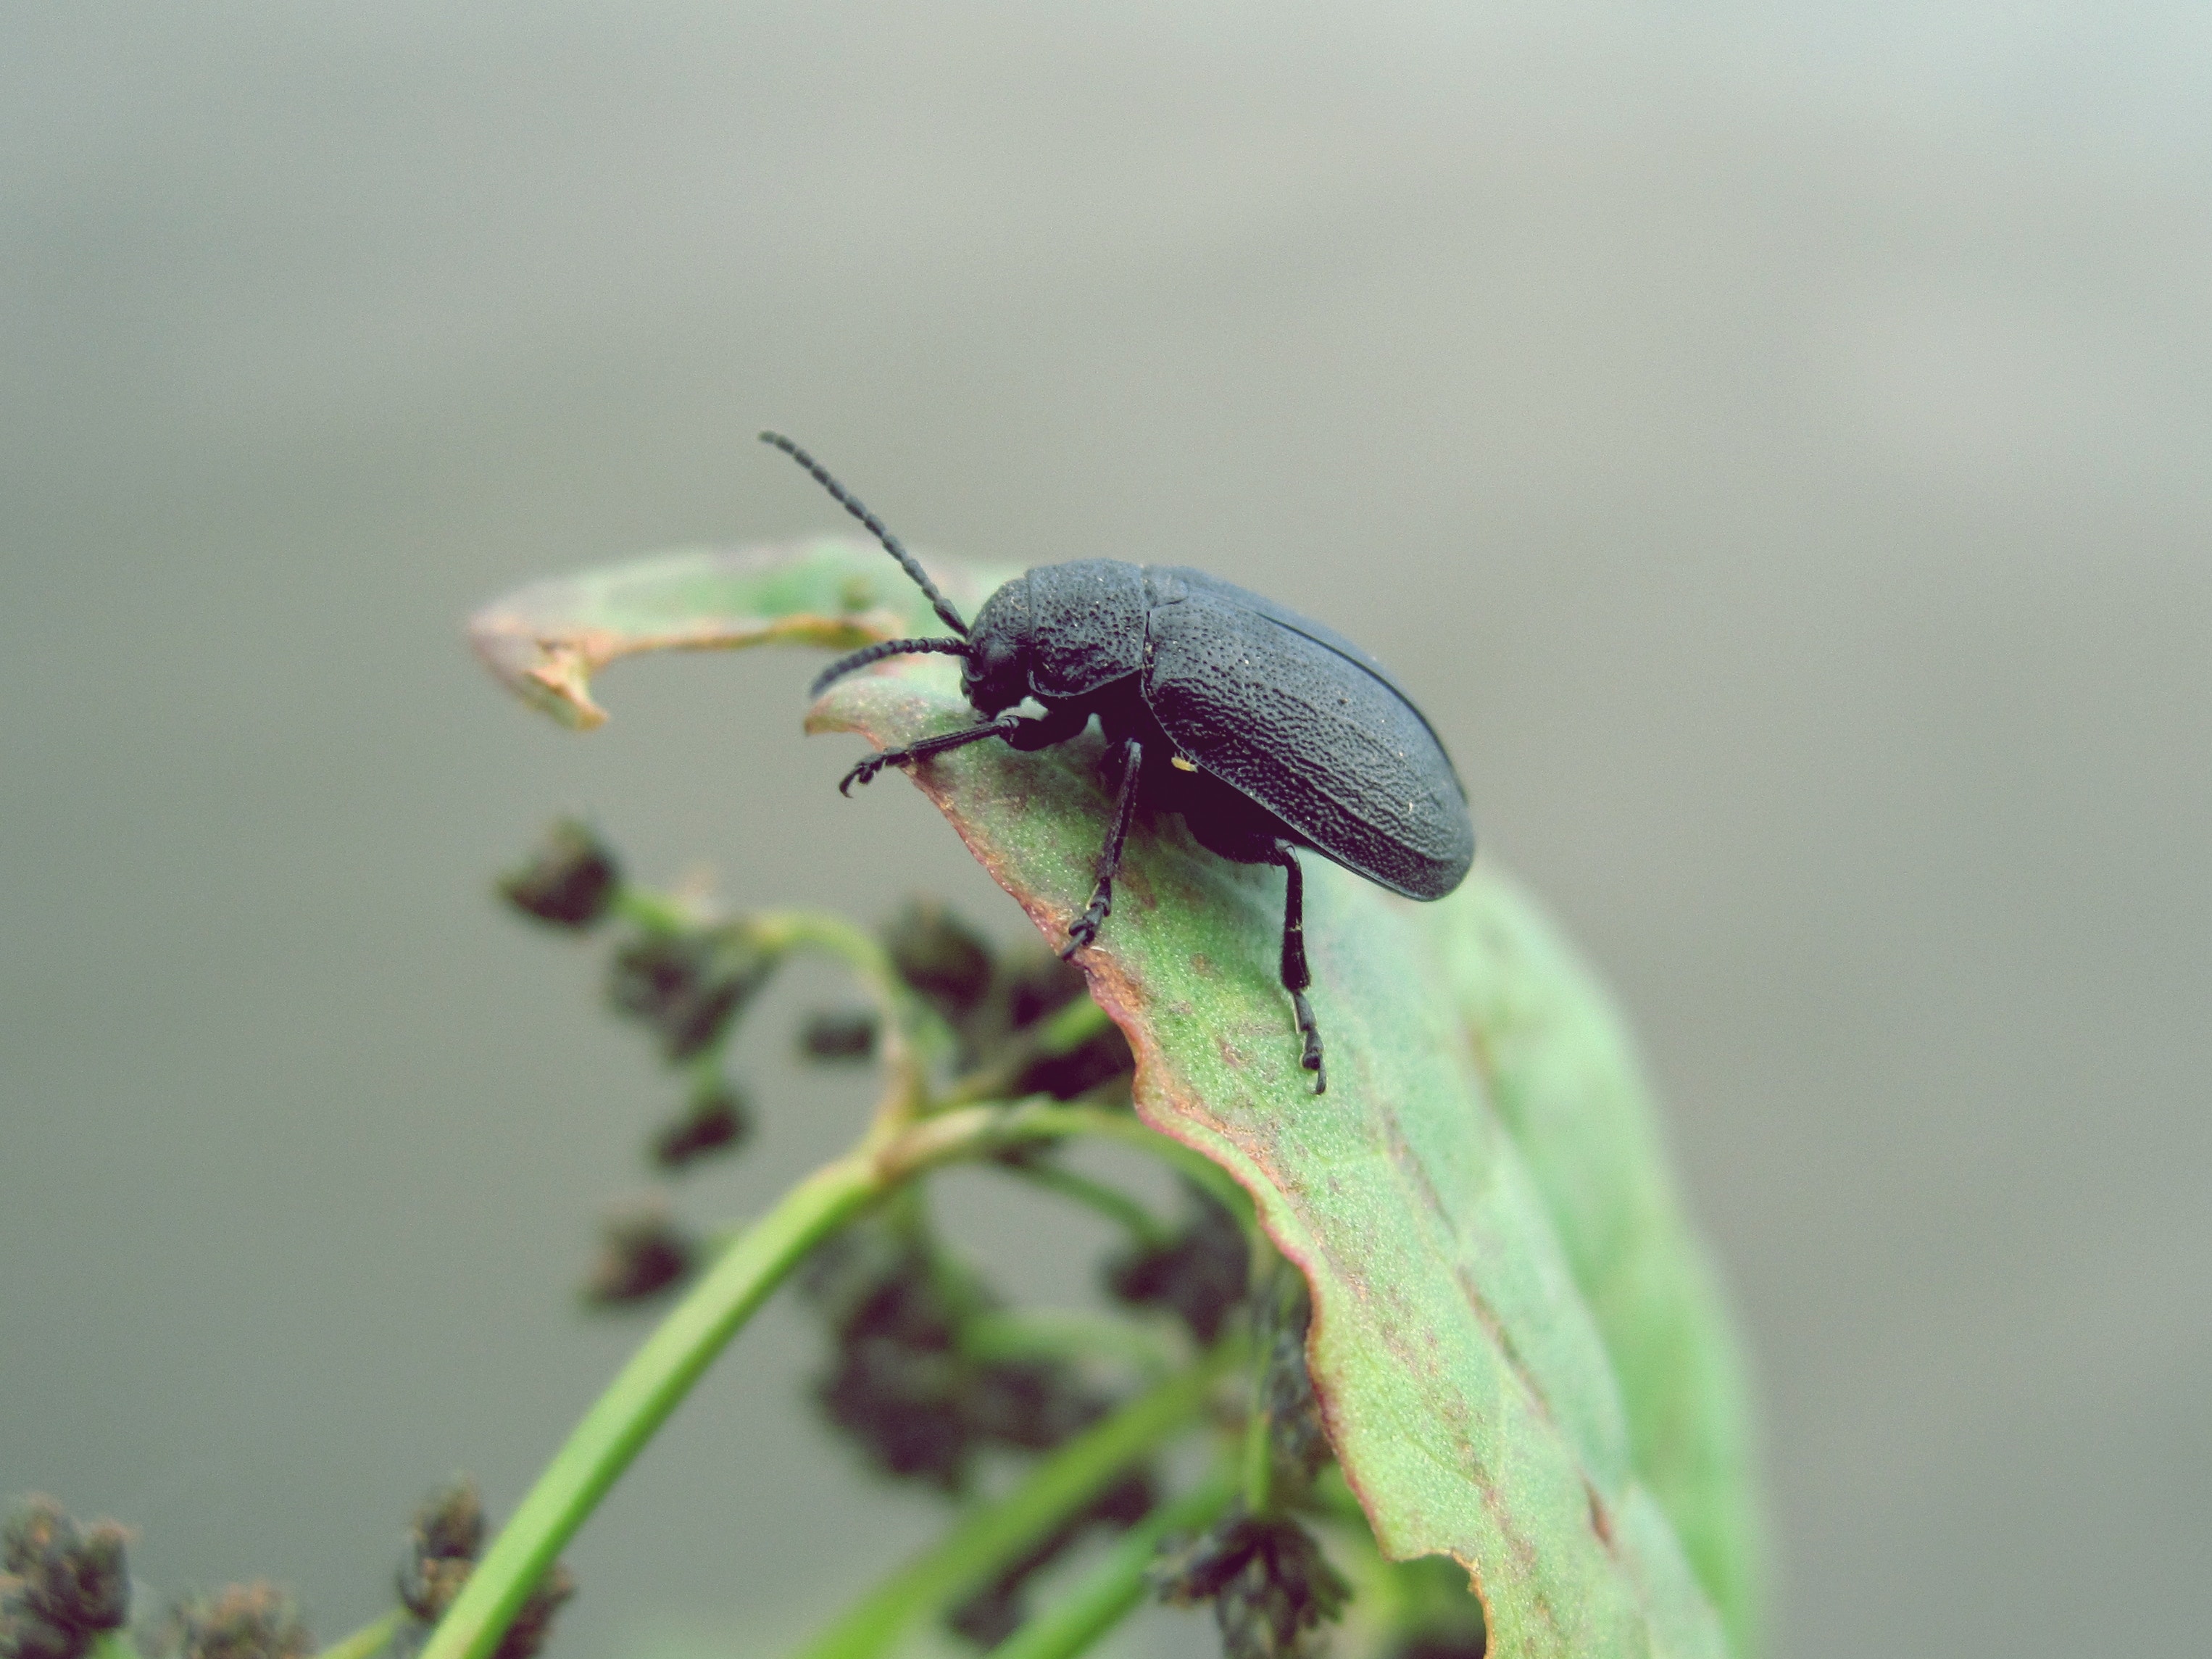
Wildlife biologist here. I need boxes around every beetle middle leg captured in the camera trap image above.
[1060,737,1144,958]
[1267,841,1326,1094]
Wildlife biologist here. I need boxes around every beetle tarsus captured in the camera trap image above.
[1059,737,1147,961]
[1291,989,1326,1094]
[839,755,889,794]
[1271,843,1326,1094]
[1059,913,1099,959]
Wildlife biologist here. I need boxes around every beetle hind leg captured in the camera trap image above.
[1061,737,1145,957]
[1268,842,1326,1094]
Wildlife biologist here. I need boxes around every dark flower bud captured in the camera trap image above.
[2,1594,84,1659]
[1105,1181,1250,1344]
[1002,951,1087,1029]
[799,1218,961,1350]
[1,1497,130,1652]
[162,1584,312,1659]
[651,1083,751,1171]
[1256,1293,1330,1492]
[813,1340,972,1492]
[409,1477,485,1567]
[881,900,992,1017]
[1010,1022,1133,1102]
[581,1205,694,1307]
[1,1500,64,1578]
[800,1213,1131,1497]
[797,1007,878,1063]
[1152,1512,1348,1659]
[607,926,775,1062]
[801,1222,973,1487]
[499,822,619,929]
[491,1563,574,1659]
[397,1478,485,1622]
[802,1215,1073,1493]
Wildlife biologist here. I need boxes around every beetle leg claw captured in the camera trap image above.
[838,752,897,795]
[1060,894,1110,958]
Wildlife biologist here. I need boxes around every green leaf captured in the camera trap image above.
[472,540,1763,1658]
[467,538,1006,729]
[1424,873,1766,1658]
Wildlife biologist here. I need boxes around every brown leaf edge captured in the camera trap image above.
[807,685,1730,1659]
[466,540,965,729]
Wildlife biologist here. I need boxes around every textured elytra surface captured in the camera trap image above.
[1140,589,1472,899]
[472,538,1760,1658]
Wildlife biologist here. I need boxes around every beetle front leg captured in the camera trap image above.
[838,715,1022,794]
[1269,842,1326,1094]
[838,704,1089,795]
[1060,737,1144,958]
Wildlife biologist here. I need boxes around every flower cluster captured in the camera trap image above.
[944,1471,1155,1647]
[392,1478,572,1659]
[1154,1510,1350,1659]
[491,826,1487,1659]
[498,821,618,930]
[1105,1180,1251,1344]
[799,1210,1119,1492]
[158,1585,312,1659]
[1,1498,130,1659]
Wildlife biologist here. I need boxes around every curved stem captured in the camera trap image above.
[749,909,943,1126]
[960,1308,1183,1376]
[1241,1377,1276,1518]
[417,1080,1260,1659]
[610,883,699,934]
[989,1156,1169,1247]
[789,1346,1239,1659]
[886,1101,1252,1226]
[985,1465,1239,1659]
[417,1154,885,1659]
[316,1609,407,1659]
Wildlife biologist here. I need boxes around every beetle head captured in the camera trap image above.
[961,578,1033,715]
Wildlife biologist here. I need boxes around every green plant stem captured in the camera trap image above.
[610,883,696,934]
[749,909,941,1123]
[1240,1377,1275,1517]
[888,1101,1252,1227]
[419,1086,1256,1659]
[417,1153,885,1659]
[990,1156,1170,1246]
[316,1608,407,1659]
[986,1464,1239,1659]
[789,1345,1239,1659]
[88,1634,143,1659]
[960,1308,1183,1376]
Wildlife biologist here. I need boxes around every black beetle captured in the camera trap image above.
[764,433,1474,1094]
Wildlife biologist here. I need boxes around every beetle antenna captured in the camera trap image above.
[759,432,969,637]
[810,636,970,698]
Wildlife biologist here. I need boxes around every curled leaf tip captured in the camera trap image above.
[467,540,1002,731]
[523,645,610,730]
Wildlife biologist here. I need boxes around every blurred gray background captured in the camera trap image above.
[4,5,2208,1658]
